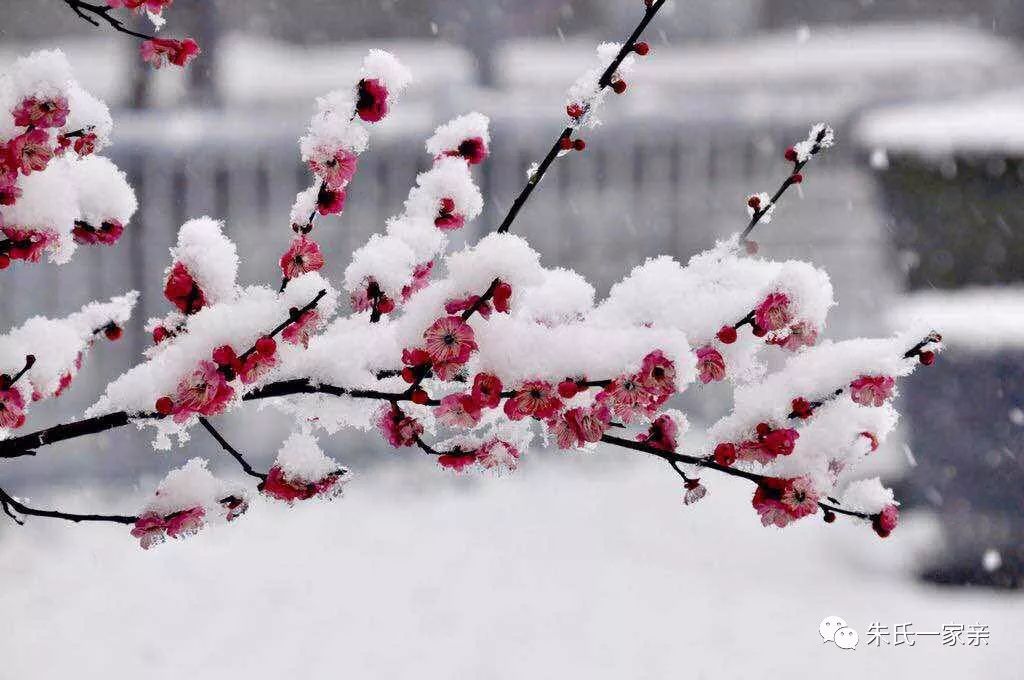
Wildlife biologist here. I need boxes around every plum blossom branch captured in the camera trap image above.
[787,332,941,419]
[600,433,871,520]
[495,0,666,236]
[740,123,834,244]
[61,0,156,41]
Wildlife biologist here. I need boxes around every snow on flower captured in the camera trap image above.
[262,431,350,503]
[637,411,684,452]
[792,123,835,163]
[476,438,520,472]
[754,293,792,333]
[307,146,359,191]
[425,112,491,165]
[166,360,235,423]
[565,42,637,129]
[131,458,246,549]
[355,50,412,124]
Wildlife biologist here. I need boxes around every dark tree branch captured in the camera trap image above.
[600,434,871,520]
[198,417,267,481]
[495,0,667,236]
[61,0,157,41]
[0,485,137,525]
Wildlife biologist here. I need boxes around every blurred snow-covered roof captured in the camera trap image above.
[889,288,1024,351]
[499,23,1019,90]
[856,89,1024,156]
[496,24,1023,123]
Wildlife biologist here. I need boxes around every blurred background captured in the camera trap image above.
[0,2,1022,672]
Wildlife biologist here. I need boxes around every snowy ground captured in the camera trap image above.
[0,452,1019,679]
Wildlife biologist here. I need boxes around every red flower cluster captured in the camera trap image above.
[131,506,205,549]
[261,466,346,503]
[163,261,206,314]
[551,394,612,449]
[281,309,320,348]
[437,437,521,473]
[415,315,477,380]
[714,422,799,467]
[601,350,676,423]
[752,476,819,528]
[849,375,895,407]
[72,219,124,246]
[107,0,174,13]
[0,385,27,430]
[0,227,57,266]
[435,372,503,428]
[443,136,489,165]
[444,281,512,319]
[308,147,358,191]
[636,413,680,452]
[140,38,200,70]
[155,359,235,423]
[12,96,69,129]
[695,345,726,384]
[376,404,424,448]
[356,79,390,122]
[212,338,278,385]
[434,197,465,231]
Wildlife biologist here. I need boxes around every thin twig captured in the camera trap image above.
[61,0,156,41]
[197,417,267,481]
[0,486,137,525]
[739,125,831,243]
[600,434,870,520]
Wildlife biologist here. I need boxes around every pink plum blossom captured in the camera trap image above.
[849,375,895,407]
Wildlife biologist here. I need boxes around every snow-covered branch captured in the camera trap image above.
[0,1,938,549]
